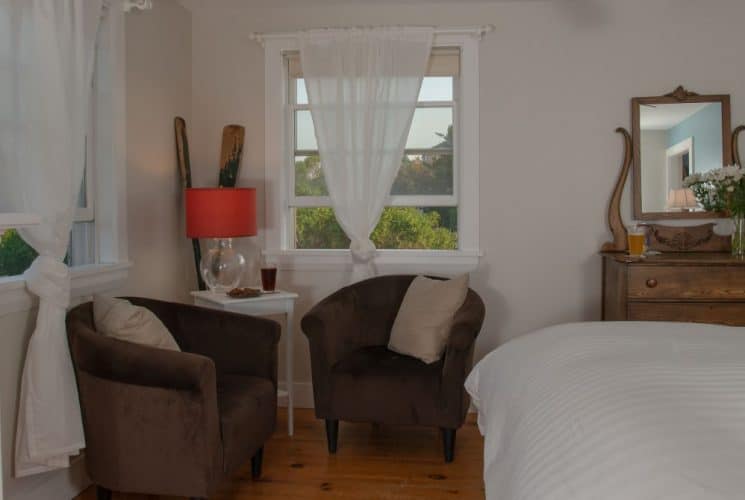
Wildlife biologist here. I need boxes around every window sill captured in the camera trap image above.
[0,213,41,230]
[263,249,481,274]
[0,261,131,316]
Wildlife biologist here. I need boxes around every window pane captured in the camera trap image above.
[67,221,96,267]
[297,106,453,151]
[295,207,349,249]
[295,110,317,150]
[77,169,87,208]
[298,77,453,103]
[0,222,96,277]
[406,108,453,150]
[295,155,328,196]
[296,78,308,105]
[296,152,455,197]
[418,77,453,102]
[391,153,453,195]
[374,207,457,249]
[294,207,457,250]
[0,229,37,277]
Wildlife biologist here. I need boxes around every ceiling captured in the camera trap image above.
[640,103,713,131]
[180,0,539,8]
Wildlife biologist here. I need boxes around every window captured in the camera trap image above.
[0,4,128,309]
[261,30,481,271]
[0,93,97,277]
[290,67,458,250]
[0,160,96,277]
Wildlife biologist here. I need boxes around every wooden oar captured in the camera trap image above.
[218,124,245,187]
[174,116,206,290]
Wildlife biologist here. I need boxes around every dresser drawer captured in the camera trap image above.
[628,302,745,326]
[627,265,745,301]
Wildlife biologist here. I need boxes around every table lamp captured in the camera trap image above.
[666,188,699,212]
[186,188,257,293]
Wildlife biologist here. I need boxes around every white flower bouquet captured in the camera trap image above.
[683,165,745,215]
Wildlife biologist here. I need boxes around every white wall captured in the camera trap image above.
[120,0,195,303]
[188,0,745,393]
[0,308,90,500]
[641,130,668,212]
[0,2,192,499]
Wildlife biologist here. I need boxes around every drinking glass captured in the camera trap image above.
[260,267,277,292]
[627,225,646,257]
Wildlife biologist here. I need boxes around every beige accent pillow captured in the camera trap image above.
[387,275,469,364]
[93,295,180,351]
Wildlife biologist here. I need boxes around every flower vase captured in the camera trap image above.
[732,215,745,256]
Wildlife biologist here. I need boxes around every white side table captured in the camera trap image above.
[191,290,299,436]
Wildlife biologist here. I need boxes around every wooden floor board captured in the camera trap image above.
[75,408,484,500]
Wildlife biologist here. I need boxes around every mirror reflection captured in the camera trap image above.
[639,102,723,213]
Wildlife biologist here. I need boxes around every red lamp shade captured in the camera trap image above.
[185,188,257,238]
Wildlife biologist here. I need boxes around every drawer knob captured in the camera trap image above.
[646,278,658,288]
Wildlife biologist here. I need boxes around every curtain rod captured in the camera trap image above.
[249,25,495,45]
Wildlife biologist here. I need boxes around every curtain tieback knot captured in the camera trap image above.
[24,256,71,309]
[350,238,377,263]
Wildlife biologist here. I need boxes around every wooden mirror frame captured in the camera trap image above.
[602,87,745,252]
[632,86,732,220]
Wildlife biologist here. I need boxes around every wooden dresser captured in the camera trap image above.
[602,252,745,326]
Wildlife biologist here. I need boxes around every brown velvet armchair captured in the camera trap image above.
[66,297,280,500]
[301,275,485,462]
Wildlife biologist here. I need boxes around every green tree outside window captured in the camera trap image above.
[0,229,38,277]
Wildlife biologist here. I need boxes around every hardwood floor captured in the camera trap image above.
[75,408,485,500]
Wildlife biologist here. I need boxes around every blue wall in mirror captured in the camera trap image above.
[668,103,722,173]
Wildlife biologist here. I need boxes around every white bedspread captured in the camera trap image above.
[465,322,745,500]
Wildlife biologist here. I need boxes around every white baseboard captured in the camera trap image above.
[278,381,315,408]
[3,456,90,500]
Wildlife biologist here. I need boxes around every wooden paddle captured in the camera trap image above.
[174,116,206,290]
[218,124,245,187]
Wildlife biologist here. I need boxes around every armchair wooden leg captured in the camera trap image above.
[251,446,264,479]
[441,428,456,463]
[325,419,339,453]
[96,486,112,500]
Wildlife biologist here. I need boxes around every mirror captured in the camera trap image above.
[632,87,732,220]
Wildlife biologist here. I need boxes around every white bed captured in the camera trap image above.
[464,321,745,500]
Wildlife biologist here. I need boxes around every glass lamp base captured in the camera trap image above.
[200,238,246,293]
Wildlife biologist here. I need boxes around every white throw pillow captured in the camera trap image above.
[387,275,469,364]
[93,295,180,351]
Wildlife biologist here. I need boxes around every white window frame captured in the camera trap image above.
[0,2,130,314]
[260,28,484,273]
[74,102,97,224]
[0,214,41,230]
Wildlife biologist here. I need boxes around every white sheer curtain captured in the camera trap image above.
[0,0,107,477]
[298,27,433,281]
